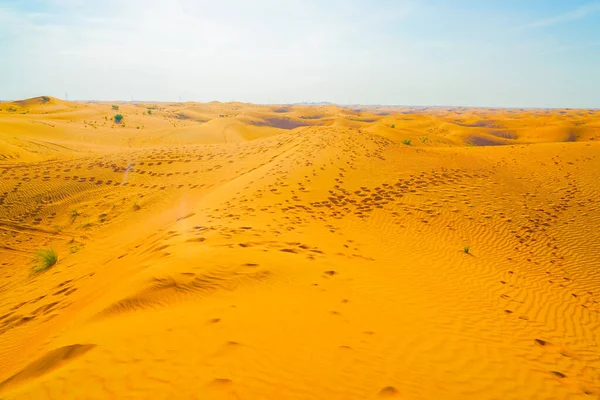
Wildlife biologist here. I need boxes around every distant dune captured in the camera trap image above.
[1,97,599,399]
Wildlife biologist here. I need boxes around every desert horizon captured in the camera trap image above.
[5,98,600,111]
[1,95,599,398]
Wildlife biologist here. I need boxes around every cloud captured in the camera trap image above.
[519,2,600,29]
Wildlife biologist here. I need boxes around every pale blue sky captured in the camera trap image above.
[1,0,599,107]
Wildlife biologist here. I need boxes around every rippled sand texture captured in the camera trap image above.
[1,97,600,399]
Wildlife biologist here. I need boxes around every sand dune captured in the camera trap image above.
[1,97,600,399]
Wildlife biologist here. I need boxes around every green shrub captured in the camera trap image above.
[33,248,58,273]
[114,114,123,123]
[112,105,119,111]
[390,124,395,128]
[42,96,50,103]
[464,245,470,254]
[401,139,412,146]
[147,109,152,115]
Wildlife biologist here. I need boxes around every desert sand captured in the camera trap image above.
[1,96,600,399]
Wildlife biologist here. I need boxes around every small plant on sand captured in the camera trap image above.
[42,96,51,103]
[464,244,470,254]
[420,136,429,143]
[133,202,141,211]
[33,248,58,273]
[113,114,123,123]
[70,209,80,221]
[401,139,412,146]
[390,124,395,128]
[112,105,119,111]
[147,108,152,115]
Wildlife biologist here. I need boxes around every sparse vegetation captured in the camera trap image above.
[391,124,395,128]
[464,245,470,254]
[33,248,58,273]
[133,203,141,211]
[420,136,429,143]
[42,96,50,103]
[113,114,123,123]
[70,209,80,221]
[112,105,119,111]
[147,109,152,115]
[401,139,412,146]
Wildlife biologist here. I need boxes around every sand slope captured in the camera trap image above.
[1,98,600,399]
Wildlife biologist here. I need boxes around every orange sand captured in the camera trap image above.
[1,97,600,399]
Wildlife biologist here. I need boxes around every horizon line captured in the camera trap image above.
[1,96,598,111]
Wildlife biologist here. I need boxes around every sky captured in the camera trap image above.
[0,0,599,107]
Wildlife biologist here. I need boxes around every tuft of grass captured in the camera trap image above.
[147,108,152,115]
[113,114,123,123]
[464,244,470,254]
[33,248,58,273]
[401,139,412,146]
[390,124,395,128]
[112,105,119,110]
[70,209,80,221]
[420,136,429,143]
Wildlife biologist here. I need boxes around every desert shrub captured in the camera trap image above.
[112,105,119,110]
[147,109,152,115]
[464,245,470,254]
[401,139,412,146]
[33,248,58,273]
[42,96,50,103]
[390,124,395,128]
[114,114,123,123]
